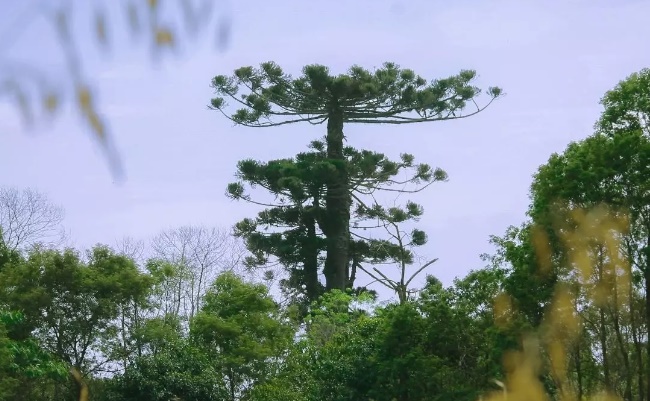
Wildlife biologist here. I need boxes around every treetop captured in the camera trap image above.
[209,61,502,126]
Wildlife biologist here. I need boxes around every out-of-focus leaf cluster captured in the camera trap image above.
[1,0,231,179]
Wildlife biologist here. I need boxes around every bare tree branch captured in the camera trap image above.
[0,187,66,251]
[150,225,246,319]
[114,236,145,263]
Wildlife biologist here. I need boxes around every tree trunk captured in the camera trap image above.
[323,109,349,291]
[120,308,129,371]
[643,237,650,401]
[597,249,612,390]
[599,300,612,390]
[626,240,644,401]
[643,262,650,397]
[228,369,237,401]
[574,342,583,401]
[611,295,632,401]
[632,303,644,401]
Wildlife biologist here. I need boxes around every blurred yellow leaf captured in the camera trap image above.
[77,86,92,111]
[531,224,553,275]
[493,292,514,328]
[88,112,106,141]
[549,286,579,335]
[548,341,567,381]
[148,0,159,10]
[488,203,629,401]
[43,92,59,114]
[155,28,174,46]
[500,337,549,401]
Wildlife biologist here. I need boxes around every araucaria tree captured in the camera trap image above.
[209,62,502,291]
[229,139,443,305]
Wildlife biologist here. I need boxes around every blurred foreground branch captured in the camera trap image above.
[0,0,232,181]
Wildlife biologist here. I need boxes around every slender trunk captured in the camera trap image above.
[632,304,644,401]
[611,297,632,400]
[573,289,584,401]
[347,239,360,288]
[120,307,128,371]
[196,263,205,318]
[597,249,612,390]
[134,300,143,358]
[622,237,645,401]
[643,259,650,397]
[228,369,237,401]
[323,109,349,291]
[575,341,583,401]
[640,234,650,397]
[599,299,611,389]
[175,268,182,317]
[628,251,645,401]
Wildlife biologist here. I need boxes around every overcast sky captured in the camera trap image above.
[1,0,650,292]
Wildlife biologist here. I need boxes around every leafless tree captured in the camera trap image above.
[114,236,145,264]
[150,225,245,319]
[0,187,66,251]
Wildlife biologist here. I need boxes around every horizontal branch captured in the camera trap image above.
[346,97,497,124]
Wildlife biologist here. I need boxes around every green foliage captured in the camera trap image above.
[306,289,376,345]
[190,272,294,401]
[0,245,153,372]
[105,339,227,401]
[7,49,650,401]
[131,314,183,357]
[252,282,513,401]
[486,224,557,327]
[230,139,441,307]
[477,68,650,401]
[1,233,69,401]
[0,310,68,401]
[210,62,501,126]
[212,61,501,293]
[597,68,650,136]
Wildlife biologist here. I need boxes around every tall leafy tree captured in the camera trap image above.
[210,62,502,291]
[0,310,68,401]
[597,68,650,136]
[0,245,153,376]
[506,66,650,399]
[230,139,442,304]
[190,272,294,401]
[526,129,650,400]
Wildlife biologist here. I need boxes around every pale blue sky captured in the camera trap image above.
[1,0,650,289]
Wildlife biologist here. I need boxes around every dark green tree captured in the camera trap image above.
[104,338,227,401]
[0,310,69,401]
[0,245,153,376]
[524,129,650,400]
[251,281,511,401]
[229,139,442,308]
[190,272,294,401]
[596,68,650,136]
[485,223,558,327]
[210,62,502,291]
